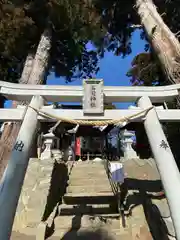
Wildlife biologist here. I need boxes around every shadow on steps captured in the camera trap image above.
[42,161,69,221]
[126,178,163,193]
[11,229,115,240]
[122,178,170,240]
[143,197,170,240]
[62,228,115,240]
[63,195,115,205]
[59,205,118,216]
[124,191,169,238]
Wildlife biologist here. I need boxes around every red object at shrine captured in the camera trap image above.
[75,137,81,156]
[136,143,148,149]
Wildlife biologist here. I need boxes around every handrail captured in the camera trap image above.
[103,156,127,227]
[103,158,120,196]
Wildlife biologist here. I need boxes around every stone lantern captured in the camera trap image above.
[40,132,57,160]
[120,129,138,160]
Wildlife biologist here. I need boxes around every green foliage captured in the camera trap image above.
[126,52,167,86]
[104,103,116,109]
[1,0,180,85]
[127,0,180,87]
[0,0,105,83]
[0,0,36,82]
[155,0,180,41]
[93,0,137,57]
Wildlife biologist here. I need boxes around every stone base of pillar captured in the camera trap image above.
[124,150,138,160]
[40,150,52,161]
[52,149,63,163]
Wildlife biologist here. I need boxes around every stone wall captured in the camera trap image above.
[12,157,55,238]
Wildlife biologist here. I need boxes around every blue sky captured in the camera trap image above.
[5,30,145,108]
[47,29,145,109]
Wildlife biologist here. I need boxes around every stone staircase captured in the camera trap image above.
[11,158,176,239]
[46,161,118,239]
[46,161,153,240]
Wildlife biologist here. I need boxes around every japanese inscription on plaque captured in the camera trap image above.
[83,79,104,114]
[90,85,97,108]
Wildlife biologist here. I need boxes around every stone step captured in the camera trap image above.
[69,175,108,182]
[67,164,105,170]
[69,176,108,182]
[67,163,105,174]
[152,198,176,238]
[59,204,117,216]
[69,170,107,176]
[70,165,105,170]
[68,178,110,186]
[67,185,112,194]
[168,236,176,240]
[49,214,152,240]
[71,164,105,169]
[63,192,116,205]
[163,217,175,237]
[65,192,114,197]
[47,227,132,240]
[68,161,104,166]
[11,229,36,239]
[152,198,170,218]
[69,173,107,179]
[53,214,122,230]
[11,224,151,240]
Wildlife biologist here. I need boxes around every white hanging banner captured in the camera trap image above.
[110,162,125,183]
[116,121,128,128]
[93,125,108,131]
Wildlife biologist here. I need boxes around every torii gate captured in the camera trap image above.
[1,79,180,239]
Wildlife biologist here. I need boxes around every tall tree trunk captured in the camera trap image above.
[0,54,35,179]
[136,0,180,178]
[12,53,35,108]
[28,29,51,85]
[0,29,51,179]
[136,0,180,84]
[20,53,35,84]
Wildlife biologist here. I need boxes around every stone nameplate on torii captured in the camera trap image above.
[83,79,104,115]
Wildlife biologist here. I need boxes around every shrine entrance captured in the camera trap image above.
[0,79,180,239]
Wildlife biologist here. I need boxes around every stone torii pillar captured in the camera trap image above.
[138,96,180,240]
[0,95,44,240]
